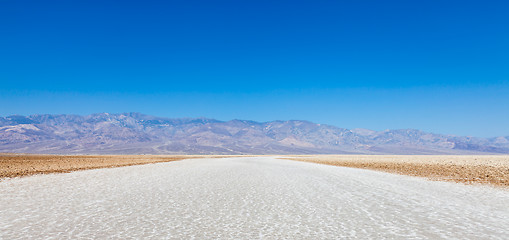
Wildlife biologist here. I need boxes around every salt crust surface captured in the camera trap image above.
[1,157,508,239]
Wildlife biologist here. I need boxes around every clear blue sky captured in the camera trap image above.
[1,0,508,137]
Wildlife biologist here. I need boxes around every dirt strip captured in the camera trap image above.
[3,154,508,187]
[0,154,236,179]
[282,155,509,188]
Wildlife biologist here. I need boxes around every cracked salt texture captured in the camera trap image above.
[1,157,508,239]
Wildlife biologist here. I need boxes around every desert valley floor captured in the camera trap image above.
[1,156,508,239]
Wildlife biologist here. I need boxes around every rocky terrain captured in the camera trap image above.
[285,155,509,187]
[0,113,508,154]
[0,154,219,179]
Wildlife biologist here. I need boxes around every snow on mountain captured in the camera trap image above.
[0,113,508,154]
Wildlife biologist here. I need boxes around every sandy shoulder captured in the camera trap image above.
[281,155,509,187]
[3,154,509,187]
[0,154,237,179]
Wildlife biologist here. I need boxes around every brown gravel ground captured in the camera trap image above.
[0,154,237,179]
[3,154,508,188]
[282,155,509,188]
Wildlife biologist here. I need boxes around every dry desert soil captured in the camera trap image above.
[285,155,509,187]
[0,154,234,179]
[1,154,508,187]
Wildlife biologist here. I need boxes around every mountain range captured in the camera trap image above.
[1,113,508,154]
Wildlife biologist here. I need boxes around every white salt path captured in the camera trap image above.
[1,157,508,239]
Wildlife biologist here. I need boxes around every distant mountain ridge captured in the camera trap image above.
[1,113,508,154]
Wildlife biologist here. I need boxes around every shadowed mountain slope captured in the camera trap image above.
[1,113,508,154]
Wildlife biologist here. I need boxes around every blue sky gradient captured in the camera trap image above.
[1,0,508,137]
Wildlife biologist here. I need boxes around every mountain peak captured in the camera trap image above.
[0,113,507,155]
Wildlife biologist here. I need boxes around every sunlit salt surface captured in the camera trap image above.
[1,157,508,239]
